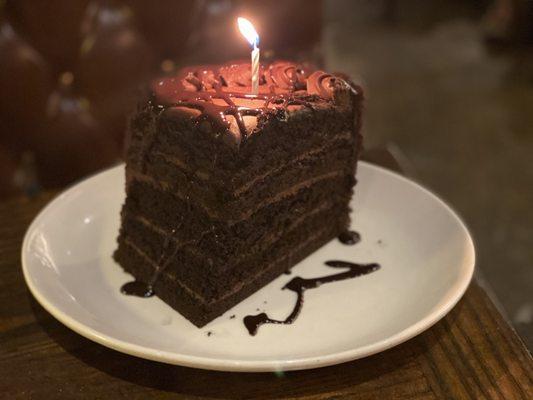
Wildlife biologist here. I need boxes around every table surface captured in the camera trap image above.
[1,157,532,399]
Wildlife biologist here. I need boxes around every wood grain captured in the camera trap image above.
[0,188,531,399]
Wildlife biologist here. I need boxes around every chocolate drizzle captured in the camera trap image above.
[120,225,183,299]
[151,61,356,145]
[243,260,380,336]
[148,226,181,286]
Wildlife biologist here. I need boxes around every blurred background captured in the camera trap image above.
[0,0,531,347]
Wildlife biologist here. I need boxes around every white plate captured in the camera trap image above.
[22,162,475,372]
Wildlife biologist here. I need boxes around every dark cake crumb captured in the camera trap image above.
[229,315,236,319]
[207,331,213,337]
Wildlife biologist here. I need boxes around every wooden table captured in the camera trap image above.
[1,158,532,399]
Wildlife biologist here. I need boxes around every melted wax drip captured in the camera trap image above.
[243,260,380,336]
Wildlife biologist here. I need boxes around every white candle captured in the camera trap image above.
[251,45,259,94]
[238,17,260,95]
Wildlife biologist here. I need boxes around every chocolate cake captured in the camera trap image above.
[113,60,364,327]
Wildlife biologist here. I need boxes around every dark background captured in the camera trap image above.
[0,0,531,347]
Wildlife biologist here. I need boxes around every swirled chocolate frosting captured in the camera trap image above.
[151,60,361,145]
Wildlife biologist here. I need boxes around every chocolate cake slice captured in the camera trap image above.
[114,61,364,327]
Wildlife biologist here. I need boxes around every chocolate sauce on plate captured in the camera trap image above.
[338,230,361,245]
[243,261,380,336]
[120,281,154,298]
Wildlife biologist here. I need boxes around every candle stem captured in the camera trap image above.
[251,45,260,95]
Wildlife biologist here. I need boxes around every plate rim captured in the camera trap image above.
[21,161,475,372]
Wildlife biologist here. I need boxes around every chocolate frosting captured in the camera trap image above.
[151,60,360,145]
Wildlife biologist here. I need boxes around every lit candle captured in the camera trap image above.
[237,17,260,95]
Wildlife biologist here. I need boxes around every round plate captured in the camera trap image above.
[22,162,475,372]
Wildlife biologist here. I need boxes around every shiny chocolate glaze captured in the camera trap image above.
[150,60,361,145]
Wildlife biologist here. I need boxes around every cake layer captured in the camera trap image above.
[126,143,356,222]
[132,132,356,213]
[116,194,349,299]
[127,102,359,195]
[115,202,346,302]
[120,172,354,263]
[115,214,343,327]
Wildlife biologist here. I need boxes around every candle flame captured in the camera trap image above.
[238,17,259,48]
